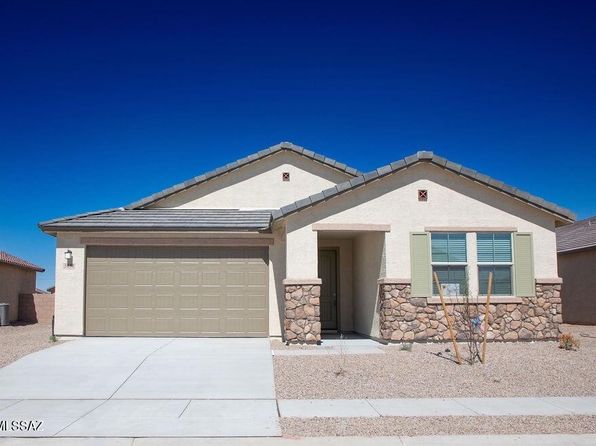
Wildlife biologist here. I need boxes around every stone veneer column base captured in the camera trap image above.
[378,280,562,342]
[283,280,321,343]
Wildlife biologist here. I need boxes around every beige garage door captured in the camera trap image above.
[85,246,269,337]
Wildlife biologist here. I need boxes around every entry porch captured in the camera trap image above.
[282,225,389,343]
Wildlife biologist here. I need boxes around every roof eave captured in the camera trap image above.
[39,225,272,233]
[271,152,576,223]
[557,244,596,254]
[38,208,122,234]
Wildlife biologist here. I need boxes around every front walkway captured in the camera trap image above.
[277,396,596,418]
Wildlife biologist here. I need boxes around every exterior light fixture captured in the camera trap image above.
[65,249,73,267]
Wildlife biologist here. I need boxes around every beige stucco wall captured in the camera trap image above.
[268,226,285,337]
[54,234,86,335]
[319,238,354,331]
[284,163,559,286]
[353,232,385,337]
[149,151,352,210]
[0,264,37,321]
[558,248,596,324]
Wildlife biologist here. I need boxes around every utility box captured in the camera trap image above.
[0,303,9,326]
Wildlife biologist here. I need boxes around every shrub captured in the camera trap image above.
[400,342,413,352]
[559,332,580,351]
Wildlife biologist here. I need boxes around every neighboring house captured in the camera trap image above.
[0,251,45,322]
[556,217,596,325]
[40,142,574,342]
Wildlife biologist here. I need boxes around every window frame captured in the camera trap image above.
[430,232,468,297]
[476,232,515,296]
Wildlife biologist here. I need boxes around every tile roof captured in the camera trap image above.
[39,209,273,232]
[126,141,362,209]
[271,151,576,223]
[556,216,596,253]
[0,251,45,272]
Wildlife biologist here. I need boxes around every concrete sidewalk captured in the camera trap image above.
[1,434,596,445]
[278,396,596,418]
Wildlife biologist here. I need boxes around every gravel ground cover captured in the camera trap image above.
[274,326,596,399]
[281,415,596,437]
[0,323,62,368]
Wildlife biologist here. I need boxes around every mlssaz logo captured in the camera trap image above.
[0,420,44,432]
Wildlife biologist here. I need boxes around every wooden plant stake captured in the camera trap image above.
[481,272,493,364]
[433,272,462,365]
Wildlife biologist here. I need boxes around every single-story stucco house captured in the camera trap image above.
[556,216,596,325]
[40,142,575,342]
[0,251,45,322]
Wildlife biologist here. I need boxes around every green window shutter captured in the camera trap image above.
[514,233,535,297]
[411,232,431,297]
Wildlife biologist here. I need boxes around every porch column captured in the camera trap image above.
[378,278,413,341]
[283,279,321,343]
[283,224,321,343]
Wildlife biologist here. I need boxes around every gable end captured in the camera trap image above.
[126,142,362,209]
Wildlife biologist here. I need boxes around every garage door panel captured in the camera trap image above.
[247,294,267,309]
[180,271,200,286]
[201,271,222,286]
[246,317,267,333]
[134,270,153,283]
[132,294,152,307]
[200,317,222,334]
[154,271,175,285]
[153,294,175,308]
[86,317,107,332]
[247,271,268,286]
[226,294,245,309]
[86,293,107,309]
[109,317,130,332]
[85,246,268,337]
[108,295,128,309]
[179,294,200,308]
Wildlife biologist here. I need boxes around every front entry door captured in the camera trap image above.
[318,249,338,330]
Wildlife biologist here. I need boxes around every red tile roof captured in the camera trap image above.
[0,251,45,272]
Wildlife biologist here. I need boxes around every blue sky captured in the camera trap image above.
[1,0,595,289]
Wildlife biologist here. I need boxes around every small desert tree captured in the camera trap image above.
[438,271,485,365]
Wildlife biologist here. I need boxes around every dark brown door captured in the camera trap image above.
[318,249,338,330]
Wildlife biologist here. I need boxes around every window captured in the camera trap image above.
[431,233,467,295]
[282,172,290,181]
[418,189,428,201]
[477,233,513,295]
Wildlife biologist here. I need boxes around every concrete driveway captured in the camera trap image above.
[0,338,279,437]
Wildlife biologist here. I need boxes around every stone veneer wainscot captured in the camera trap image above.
[283,280,322,343]
[378,279,562,342]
